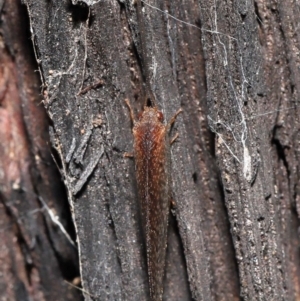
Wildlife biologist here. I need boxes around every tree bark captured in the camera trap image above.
[0,1,81,300]
[1,0,300,300]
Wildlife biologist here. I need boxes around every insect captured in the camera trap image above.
[125,101,182,301]
[125,1,182,300]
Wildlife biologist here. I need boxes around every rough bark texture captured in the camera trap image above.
[1,0,300,300]
[0,0,81,300]
[201,0,300,300]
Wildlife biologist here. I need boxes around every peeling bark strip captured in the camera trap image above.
[73,146,104,195]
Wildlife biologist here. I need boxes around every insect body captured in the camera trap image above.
[126,100,182,301]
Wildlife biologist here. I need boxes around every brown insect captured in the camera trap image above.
[125,99,182,301]
[125,1,182,299]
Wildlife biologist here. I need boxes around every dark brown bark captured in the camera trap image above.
[0,0,81,300]
[19,0,238,299]
[201,0,300,300]
[1,0,300,300]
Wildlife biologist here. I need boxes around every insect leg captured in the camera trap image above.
[125,98,137,125]
[124,152,134,158]
[170,133,179,145]
[167,108,183,130]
